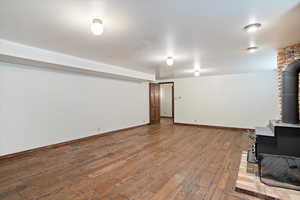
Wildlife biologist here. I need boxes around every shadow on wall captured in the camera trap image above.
[267,3,300,47]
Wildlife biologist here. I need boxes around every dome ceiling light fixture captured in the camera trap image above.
[166,57,174,66]
[243,23,262,33]
[91,18,104,35]
[247,46,259,53]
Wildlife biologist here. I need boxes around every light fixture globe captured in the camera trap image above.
[91,18,104,35]
[244,23,261,33]
[166,57,174,66]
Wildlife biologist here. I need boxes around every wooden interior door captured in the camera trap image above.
[149,83,160,124]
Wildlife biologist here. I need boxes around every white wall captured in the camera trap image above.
[160,84,173,117]
[0,62,149,156]
[172,71,279,129]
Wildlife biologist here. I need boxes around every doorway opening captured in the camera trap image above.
[149,82,174,124]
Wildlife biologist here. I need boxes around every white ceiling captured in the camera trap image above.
[0,0,299,79]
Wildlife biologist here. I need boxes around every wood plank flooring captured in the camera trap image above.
[0,119,259,200]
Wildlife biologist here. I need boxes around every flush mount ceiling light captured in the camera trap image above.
[247,46,259,53]
[244,23,262,33]
[166,57,174,66]
[91,18,104,35]
[194,70,200,77]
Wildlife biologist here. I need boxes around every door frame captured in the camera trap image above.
[158,82,175,123]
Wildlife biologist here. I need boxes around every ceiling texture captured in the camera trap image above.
[0,0,299,79]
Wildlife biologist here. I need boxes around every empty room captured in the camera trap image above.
[1,0,300,199]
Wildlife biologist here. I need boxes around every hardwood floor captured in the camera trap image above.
[0,119,259,200]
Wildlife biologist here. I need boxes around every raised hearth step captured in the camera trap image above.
[269,120,300,132]
[255,127,274,137]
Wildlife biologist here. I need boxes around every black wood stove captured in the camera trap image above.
[248,59,300,190]
[255,59,300,158]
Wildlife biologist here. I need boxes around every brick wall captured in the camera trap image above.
[277,43,300,119]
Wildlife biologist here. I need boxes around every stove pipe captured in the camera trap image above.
[282,59,300,124]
